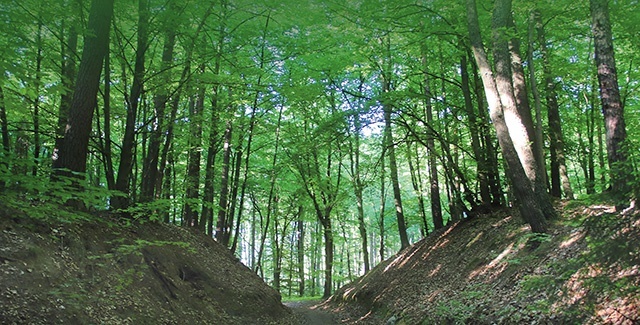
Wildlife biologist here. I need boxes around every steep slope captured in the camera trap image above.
[0,203,295,324]
[327,203,639,324]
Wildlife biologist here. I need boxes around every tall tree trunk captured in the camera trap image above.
[499,9,557,220]
[349,110,370,273]
[534,11,574,199]
[381,35,409,250]
[0,85,8,190]
[526,10,548,193]
[378,144,386,261]
[471,58,503,206]
[101,49,116,191]
[296,206,305,296]
[113,0,149,209]
[141,30,175,202]
[31,20,43,177]
[461,48,490,206]
[57,16,78,141]
[184,76,206,228]
[590,0,631,198]
[419,44,445,228]
[466,0,547,233]
[215,120,233,242]
[405,142,428,236]
[52,0,114,185]
[320,213,334,299]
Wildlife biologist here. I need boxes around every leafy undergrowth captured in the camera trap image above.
[0,199,296,324]
[325,199,640,324]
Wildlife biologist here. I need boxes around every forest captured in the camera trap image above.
[0,0,639,322]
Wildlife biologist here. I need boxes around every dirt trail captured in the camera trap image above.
[285,300,339,325]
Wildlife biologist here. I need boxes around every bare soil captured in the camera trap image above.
[0,203,296,324]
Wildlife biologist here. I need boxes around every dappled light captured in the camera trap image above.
[0,0,638,322]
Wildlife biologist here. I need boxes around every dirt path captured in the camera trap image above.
[284,300,339,325]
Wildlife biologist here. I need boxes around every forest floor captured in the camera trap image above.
[1,196,638,324]
[285,300,339,325]
[0,200,297,324]
[324,197,640,324]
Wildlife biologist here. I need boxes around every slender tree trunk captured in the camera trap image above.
[141,30,175,202]
[52,0,114,185]
[101,49,116,191]
[0,85,8,189]
[296,206,305,296]
[526,10,548,192]
[406,142,428,236]
[216,120,233,242]
[31,21,43,177]
[590,0,631,198]
[226,147,243,242]
[113,0,149,209]
[461,48,490,205]
[587,94,597,194]
[466,0,547,233]
[378,143,386,261]
[184,76,206,228]
[534,12,574,199]
[349,111,370,273]
[57,18,78,141]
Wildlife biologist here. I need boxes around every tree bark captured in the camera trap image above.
[466,0,547,233]
[141,30,175,203]
[0,85,8,190]
[52,0,114,184]
[461,47,490,206]
[534,11,574,199]
[495,6,557,220]
[296,206,305,296]
[113,0,149,209]
[526,10,548,193]
[215,120,233,242]
[590,0,631,198]
[184,77,206,228]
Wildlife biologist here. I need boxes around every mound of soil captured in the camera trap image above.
[326,203,640,324]
[0,203,295,324]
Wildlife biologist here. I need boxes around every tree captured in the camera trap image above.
[52,0,114,185]
[590,0,631,199]
[466,0,547,233]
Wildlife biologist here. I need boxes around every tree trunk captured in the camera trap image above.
[0,85,8,190]
[461,48,490,206]
[534,11,574,199]
[496,7,557,220]
[56,17,78,141]
[296,206,305,296]
[349,110,370,273]
[466,0,547,233]
[406,142,428,236]
[216,120,233,242]
[526,10,548,193]
[52,0,114,184]
[31,21,43,177]
[590,0,631,198]
[378,144,386,261]
[321,214,334,299]
[112,0,149,210]
[184,78,206,228]
[141,30,175,203]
